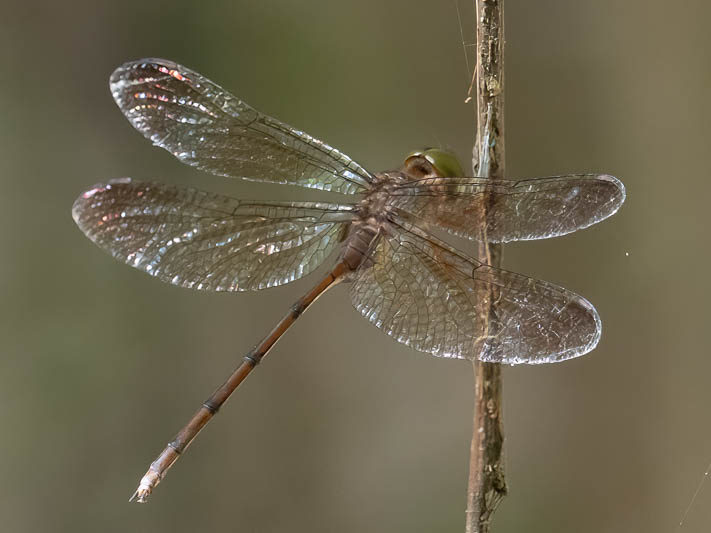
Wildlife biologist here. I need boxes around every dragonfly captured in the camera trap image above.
[72,58,625,503]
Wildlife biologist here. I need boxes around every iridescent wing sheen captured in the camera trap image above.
[350,220,600,364]
[388,174,625,243]
[109,58,373,195]
[72,178,354,291]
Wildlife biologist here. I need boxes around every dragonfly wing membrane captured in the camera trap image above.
[73,179,354,291]
[110,59,372,194]
[390,174,625,242]
[350,220,601,364]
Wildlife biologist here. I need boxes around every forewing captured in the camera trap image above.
[109,59,373,194]
[350,221,601,364]
[73,178,354,291]
[389,174,625,242]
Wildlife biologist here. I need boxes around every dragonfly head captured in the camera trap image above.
[403,148,465,178]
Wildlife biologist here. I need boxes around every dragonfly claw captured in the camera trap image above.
[129,469,160,503]
[129,486,152,503]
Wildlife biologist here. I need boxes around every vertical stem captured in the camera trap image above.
[465,1,507,533]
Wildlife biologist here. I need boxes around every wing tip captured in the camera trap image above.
[109,57,177,81]
[589,174,626,223]
[72,177,135,224]
[598,173,626,208]
[538,292,602,365]
[541,293,602,364]
[109,58,184,102]
[474,291,603,366]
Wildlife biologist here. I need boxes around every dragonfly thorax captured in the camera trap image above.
[357,172,405,220]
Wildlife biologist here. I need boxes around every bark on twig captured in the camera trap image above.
[465,1,507,532]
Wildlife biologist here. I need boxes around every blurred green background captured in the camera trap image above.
[2,1,710,531]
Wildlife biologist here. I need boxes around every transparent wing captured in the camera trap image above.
[109,58,373,195]
[350,220,601,364]
[73,178,354,291]
[388,174,625,243]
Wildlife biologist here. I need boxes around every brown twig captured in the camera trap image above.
[465,1,507,532]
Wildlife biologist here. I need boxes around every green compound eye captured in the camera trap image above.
[405,148,465,178]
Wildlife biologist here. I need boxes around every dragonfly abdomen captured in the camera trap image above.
[339,223,380,273]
